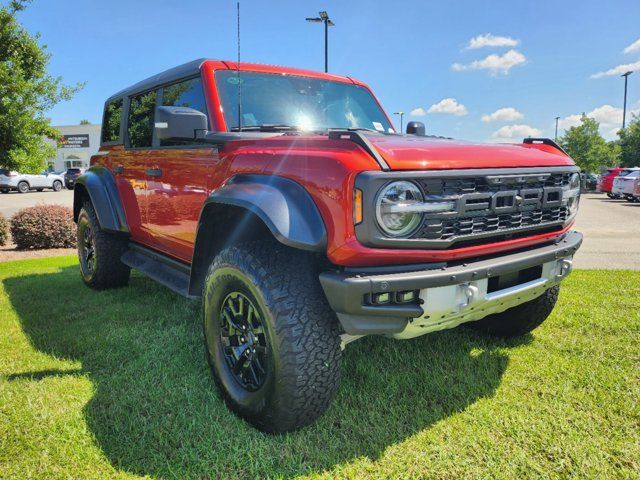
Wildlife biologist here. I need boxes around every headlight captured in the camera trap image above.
[375,181,423,237]
[564,173,581,219]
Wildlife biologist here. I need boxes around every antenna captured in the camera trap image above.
[236,1,242,131]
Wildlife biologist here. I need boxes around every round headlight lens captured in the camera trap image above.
[375,181,423,237]
[569,172,580,190]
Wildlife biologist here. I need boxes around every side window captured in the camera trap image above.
[127,90,157,148]
[101,98,123,143]
[160,77,208,146]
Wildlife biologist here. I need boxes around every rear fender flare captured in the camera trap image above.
[73,166,128,233]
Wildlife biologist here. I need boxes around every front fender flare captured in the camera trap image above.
[73,166,128,233]
[205,174,327,251]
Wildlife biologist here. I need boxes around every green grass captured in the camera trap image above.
[0,256,638,479]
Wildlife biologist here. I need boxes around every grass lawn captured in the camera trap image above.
[0,256,638,479]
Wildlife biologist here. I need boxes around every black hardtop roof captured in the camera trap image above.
[105,58,207,103]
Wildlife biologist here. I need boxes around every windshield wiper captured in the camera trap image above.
[230,124,301,132]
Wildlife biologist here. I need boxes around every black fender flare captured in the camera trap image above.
[189,174,327,296]
[73,166,128,233]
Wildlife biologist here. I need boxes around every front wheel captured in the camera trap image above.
[77,201,131,289]
[17,181,29,193]
[52,180,62,192]
[468,286,559,338]
[202,241,341,433]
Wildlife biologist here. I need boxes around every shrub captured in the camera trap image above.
[10,205,76,249]
[0,213,8,246]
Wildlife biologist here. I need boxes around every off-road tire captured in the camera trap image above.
[202,241,341,433]
[17,181,29,193]
[469,285,559,338]
[52,180,62,192]
[77,201,130,289]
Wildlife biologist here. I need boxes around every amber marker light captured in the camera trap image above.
[353,188,363,225]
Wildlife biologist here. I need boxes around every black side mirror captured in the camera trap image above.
[406,121,426,136]
[155,106,208,141]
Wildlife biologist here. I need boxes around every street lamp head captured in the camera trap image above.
[394,111,404,115]
[327,20,335,27]
[305,17,322,22]
[621,71,633,77]
[319,11,328,20]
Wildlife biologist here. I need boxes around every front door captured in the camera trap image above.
[143,76,216,263]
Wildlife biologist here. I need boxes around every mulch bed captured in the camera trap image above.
[0,242,75,262]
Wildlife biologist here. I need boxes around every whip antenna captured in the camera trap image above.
[236,1,242,131]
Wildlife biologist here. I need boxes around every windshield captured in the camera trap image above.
[215,71,393,133]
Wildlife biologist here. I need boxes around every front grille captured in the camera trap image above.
[410,172,572,243]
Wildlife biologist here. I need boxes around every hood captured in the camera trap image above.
[364,135,574,170]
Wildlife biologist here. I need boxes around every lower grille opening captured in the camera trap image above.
[487,265,543,293]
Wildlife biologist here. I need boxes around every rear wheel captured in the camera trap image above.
[17,181,29,193]
[202,241,341,433]
[468,286,559,338]
[52,180,62,192]
[77,201,131,289]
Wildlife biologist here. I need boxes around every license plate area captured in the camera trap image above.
[487,265,543,294]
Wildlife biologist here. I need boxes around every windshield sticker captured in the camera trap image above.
[372,121,384,132]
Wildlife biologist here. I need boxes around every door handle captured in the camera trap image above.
[113,165,124,174]
[145,168,162,178]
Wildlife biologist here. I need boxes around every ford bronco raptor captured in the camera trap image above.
[74,59,582,432]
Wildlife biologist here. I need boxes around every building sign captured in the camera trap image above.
[58,134,90,148]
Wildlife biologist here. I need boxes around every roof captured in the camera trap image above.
[105,58,358,103]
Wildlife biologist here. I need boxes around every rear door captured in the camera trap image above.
[143,76,215,262]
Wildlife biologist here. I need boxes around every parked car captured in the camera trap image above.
[0,170,64,193]
[598,167,639,198]
[64,168,84,189]
[613,170,640,201]
[581,173,598,192]
[73,58,582,432]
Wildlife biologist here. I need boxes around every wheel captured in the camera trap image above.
[202,241,341,433]
[17,181,29,193]
[77,201,131,289]
[52,180,62,192]
[0,189,8,194]
[468,286,559,338]
[36,188,43,192]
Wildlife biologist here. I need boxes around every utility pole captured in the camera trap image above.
[554,116,560,141]
[306,11,335,73]
[621,71,633,129]
[394,112,405,133]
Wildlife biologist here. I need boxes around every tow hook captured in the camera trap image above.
[556,258,573,280]
[458,283,479,310]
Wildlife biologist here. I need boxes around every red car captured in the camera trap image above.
[73,59,582,432]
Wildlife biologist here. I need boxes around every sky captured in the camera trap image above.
[12,0,640,142]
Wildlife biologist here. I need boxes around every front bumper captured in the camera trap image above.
[320,230,582,337]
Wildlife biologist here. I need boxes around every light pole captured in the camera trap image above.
[621,71,633,129]
[554,116,560,141]
[306,11,334,73]
[394,111,405,133]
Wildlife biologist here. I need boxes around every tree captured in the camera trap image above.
[558,114,620,173]
[617,115,640,167]
[79,119,90,125]
[0,0,83,173]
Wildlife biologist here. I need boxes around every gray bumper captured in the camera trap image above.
[319,230,582,336]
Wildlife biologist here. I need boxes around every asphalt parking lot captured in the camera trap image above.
[0,190,637,269]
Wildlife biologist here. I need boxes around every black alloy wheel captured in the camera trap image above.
[219,291,269,392]
[79,221,96,279]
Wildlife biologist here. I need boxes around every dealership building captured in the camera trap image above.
[45,123,102,171]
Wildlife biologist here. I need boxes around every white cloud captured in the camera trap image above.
[426,98,468,116]
[465,33,519,50]
[623,38,640,54]
[557,104,640,139]
[481,107,524,123]
[490,124,542,142]
[590,60,640,79]
[452,49,526,76]
[410,107,427,116]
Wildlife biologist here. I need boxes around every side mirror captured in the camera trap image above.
[155,106,208,141]
[406,121,426,136]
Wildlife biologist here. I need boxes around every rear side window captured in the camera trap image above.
[160,77,208,146]
[102,98,123,143]
[127,90,157,148]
